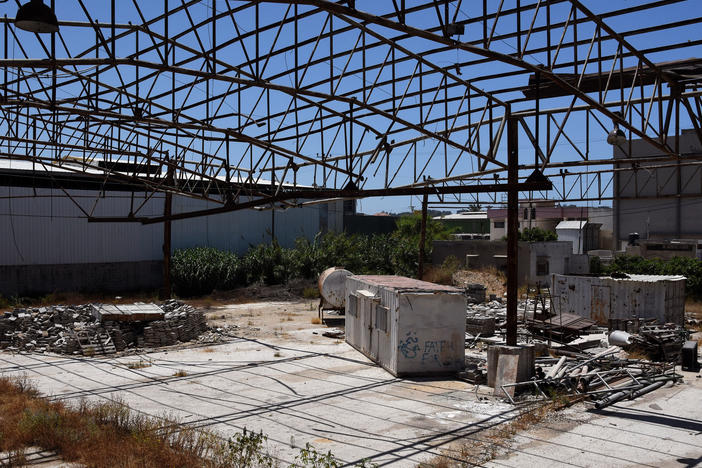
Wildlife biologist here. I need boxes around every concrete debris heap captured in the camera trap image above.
[0,300,208,355]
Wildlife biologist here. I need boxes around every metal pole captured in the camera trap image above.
[418,192,428,279]
[507,115,519,346]
[161,157,173,299]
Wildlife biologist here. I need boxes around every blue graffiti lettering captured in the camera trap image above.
[398,331,420,359]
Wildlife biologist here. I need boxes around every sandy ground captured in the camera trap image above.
[202,298,322,341]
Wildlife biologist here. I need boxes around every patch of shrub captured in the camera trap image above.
[171,213,457,296]
[171,247,242,297]
[605,254,702,299]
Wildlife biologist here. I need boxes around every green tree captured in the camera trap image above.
[390,212,456,276]
[518,227,558,242]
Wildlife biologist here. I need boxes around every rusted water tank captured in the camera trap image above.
[318,267,352,309]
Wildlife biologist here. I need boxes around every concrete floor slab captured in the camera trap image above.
[0,334,517,467]
[487,369,702,468]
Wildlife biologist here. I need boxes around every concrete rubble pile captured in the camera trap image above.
[0,300,209,355]
[500,346,681,407]
[610,324,689,362]
[465,298,551,343]
[461,282,693,395]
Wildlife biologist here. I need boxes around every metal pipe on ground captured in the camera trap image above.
[546,356,567,378]
[593,374,677,409]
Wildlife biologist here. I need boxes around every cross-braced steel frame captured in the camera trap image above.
[0,0,701,221]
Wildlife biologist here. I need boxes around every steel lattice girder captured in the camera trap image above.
[0,0,700,221]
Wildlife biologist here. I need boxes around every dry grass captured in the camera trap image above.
[423,399,571,467]
[310,317,322,325]
[302,287,320,299]
[173,370,188,378]
[126,360,152,370]
[423,256,462,285]
[0,376,239,468]
[625,348,651,360]
[685,299,702,320]
[452,266,507,297]
[202,347,216,353]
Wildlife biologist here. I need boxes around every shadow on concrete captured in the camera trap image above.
[591,406,702,433]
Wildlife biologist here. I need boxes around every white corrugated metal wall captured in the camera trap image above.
[0,186,333,266]
[0,186,163,265]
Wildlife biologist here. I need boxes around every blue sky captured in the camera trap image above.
[1,1,699,215]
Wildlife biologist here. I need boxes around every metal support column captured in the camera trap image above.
[160,161,174,300]
[418,192,428,279]
[506,116,519,346]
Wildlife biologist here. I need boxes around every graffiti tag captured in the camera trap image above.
[398,331,420,359]
[421,340,455,365]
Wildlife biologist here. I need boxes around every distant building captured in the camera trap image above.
[614,129,702,248]
[626,239,702,261]
[433,211,489,238]
[432,239,589,286]
[555,221,601,254]
[487,200,612,250]
[488,200,584,239]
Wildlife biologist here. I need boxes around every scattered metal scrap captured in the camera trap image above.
[498,346,681,407]
[463,283,692,405]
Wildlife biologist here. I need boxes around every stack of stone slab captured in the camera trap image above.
[91,303,164,322]
[0,301,208,355]
[140,302,207,348]
[465,283,487,304]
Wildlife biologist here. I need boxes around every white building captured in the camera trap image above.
[614,129,702,247]
[555,221,601,254]
[0,160,344,296]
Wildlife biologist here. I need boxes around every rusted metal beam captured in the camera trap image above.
[85,178,553,224]
[506,115,519,347]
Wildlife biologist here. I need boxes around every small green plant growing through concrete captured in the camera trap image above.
[290,443,378,468]
[220,428,275,468]
[291,443,340,468]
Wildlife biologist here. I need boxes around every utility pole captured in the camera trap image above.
[506,115,519,346]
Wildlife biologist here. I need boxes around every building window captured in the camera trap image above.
[348,294,357,317]
[536,256,549,276]
[375,305,389,332]
[494,221,505,229]
[523,208,528,220]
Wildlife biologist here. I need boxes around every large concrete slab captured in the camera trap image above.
[486,368,702,468]
[0,331,518,467]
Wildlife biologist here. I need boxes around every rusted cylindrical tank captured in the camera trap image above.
[318,267,352,309]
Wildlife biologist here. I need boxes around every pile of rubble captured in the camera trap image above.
[0,300,210,355]
[499,346,681,407]
[462,282,695,398]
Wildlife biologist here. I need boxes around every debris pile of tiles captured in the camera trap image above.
[0,300,209,355]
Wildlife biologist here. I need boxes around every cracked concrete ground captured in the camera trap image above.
[0,300,519,467]
[486,368,702,468]
[2,299,700,467]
